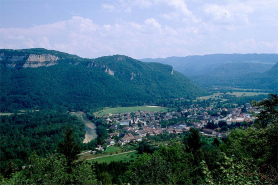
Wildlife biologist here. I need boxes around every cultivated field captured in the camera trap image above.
[94,106,168,116]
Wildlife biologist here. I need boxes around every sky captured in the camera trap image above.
[0,0,278,59]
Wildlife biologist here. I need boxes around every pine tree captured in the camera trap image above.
[185,128,202,153]
[58,126,81,174]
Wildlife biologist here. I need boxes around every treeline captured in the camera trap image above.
[193,62,278,92]
[0,49,205,112]
[0,111,85,177]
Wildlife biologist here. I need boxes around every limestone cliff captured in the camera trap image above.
[87,61,115,76]
[105,68,114,76]
[23,54,59,68]
[0,53,59,68]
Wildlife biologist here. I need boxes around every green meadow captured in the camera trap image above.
[94,106,168,116]
[198,92,268,100]
[88,151,141,163]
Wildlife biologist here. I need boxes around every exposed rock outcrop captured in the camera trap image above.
[23,54,59,68]
[88,61,115,76]
[105,68,114,76]
[130,72,136,80]
[117,56,125,61]
[0,53,59,68]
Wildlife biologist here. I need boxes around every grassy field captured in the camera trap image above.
[226,92,268,97]
[105,146,122,153]
[198,93,223,100]
[0,110,26,116]
[198,92,268,100]
[0,113,15,116]
[88,151,141,163]
[94,106,168,116]
[228,88,273,92]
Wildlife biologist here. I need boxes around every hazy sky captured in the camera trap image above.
[1,0,278,59]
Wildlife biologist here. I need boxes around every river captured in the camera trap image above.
[70,111,97,143]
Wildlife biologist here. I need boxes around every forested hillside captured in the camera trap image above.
[194,62,278,91]
[141,54,278,91]
[0,111,85,176]
[0,49,205,112]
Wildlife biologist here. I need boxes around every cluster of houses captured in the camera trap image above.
[100,103,258,147]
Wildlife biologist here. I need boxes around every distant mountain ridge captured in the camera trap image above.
[140,54,278,77]
[0,48,205,112]
[140,54,278,91]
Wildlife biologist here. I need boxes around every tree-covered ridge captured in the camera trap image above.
[141,54,278,91]
[0,49,205,112]
[0,48,81,60]
[140,54,278,77]
[194,62,278,92]
[0,111,85,176]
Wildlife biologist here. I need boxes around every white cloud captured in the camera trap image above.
[36,37,51,48]
[67,16,99,32]
[164,26,177,35]
[102,0,153,12]
[1,0,278,59]
[144,18,161,29]
[204,2,254,25]
[161,12,180,20]
[102,4,115,11]
[224,38,278,53]
[0,16,201,58]
[165,0,192,17]
[158,0,200,23]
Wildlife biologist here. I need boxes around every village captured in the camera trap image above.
[96,102,259,150]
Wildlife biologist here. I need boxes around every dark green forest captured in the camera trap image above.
[0,111,85,177]
[0,48,205,112]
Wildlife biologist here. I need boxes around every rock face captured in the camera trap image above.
[26,54,59,62]
[130,72,136,80]
[88,61,115,76]
[0,53,59,68]
[105,68,114,76]
[23,54,59,68]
